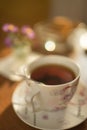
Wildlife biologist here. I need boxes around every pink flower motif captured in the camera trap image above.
[2,24,18,32]
[55,106,66,111]
[42,115,48,120]
[63,94,71,101]
[79,90,85,97]
[54,106,60,111]
[62,86,70,92]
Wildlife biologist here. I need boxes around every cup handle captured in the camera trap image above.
[25,79,41,112]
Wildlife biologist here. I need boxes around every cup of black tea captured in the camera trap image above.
[24,55,80,111]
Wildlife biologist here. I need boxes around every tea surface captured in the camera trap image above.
[31,64,76,85]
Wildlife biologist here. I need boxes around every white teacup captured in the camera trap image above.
[24,55,80,111]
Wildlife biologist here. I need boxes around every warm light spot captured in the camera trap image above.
[80,33,87,49]
[45,40,56,51]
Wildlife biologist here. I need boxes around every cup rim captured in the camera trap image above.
[25,55,80,87]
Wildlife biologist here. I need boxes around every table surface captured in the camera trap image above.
[0,75,87,130]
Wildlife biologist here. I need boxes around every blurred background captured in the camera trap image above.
[0,0,87,48]
[0,0,50,48]
[49,0,87,22]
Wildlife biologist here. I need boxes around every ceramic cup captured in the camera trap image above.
[24,55,80,112]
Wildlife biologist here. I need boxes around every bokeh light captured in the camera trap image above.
[45,40,56,51]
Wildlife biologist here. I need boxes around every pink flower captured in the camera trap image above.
[4,37,12,47]
[2,24,18,32]
[21,26,35,39]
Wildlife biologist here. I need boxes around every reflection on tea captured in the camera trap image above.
[31,64,76,85]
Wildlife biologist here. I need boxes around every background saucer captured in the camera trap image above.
[0,52,41,81]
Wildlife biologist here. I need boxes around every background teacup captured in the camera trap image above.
[24,55,80,112]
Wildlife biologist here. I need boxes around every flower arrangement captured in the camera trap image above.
[2,24,35,47]
[2,24,35,59]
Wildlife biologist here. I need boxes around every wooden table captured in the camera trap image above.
[0,75,87,130]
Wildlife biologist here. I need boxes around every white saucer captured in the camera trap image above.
[12,81,87,130]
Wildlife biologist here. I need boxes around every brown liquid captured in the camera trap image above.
[31,64,76,85]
